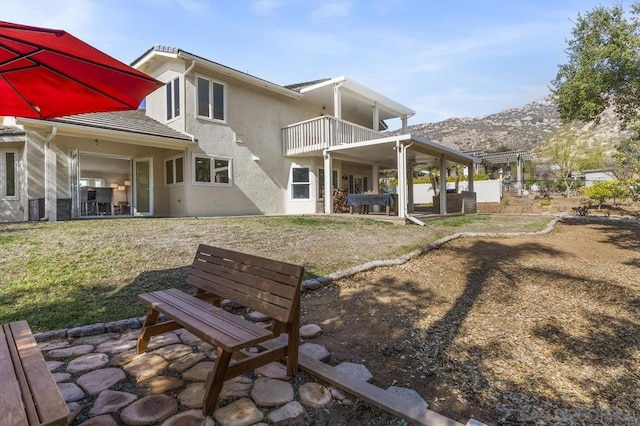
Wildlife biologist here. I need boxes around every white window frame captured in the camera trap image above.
[192,153,232,187]
[164,155,184,187]
[291,167,311,200]
[1,149,18,200]
[195,74,227,123]
[166,76,180,121]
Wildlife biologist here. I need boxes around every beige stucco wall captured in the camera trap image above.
[145,61,186,135]
[143,57,326,217]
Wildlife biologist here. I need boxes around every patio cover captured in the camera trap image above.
[322,134,479,217]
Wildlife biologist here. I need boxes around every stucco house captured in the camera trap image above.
[0,46,477,223]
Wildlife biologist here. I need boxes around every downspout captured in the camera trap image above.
[182,59,196,135]
[181,59,197,217]
[42,126,58,221]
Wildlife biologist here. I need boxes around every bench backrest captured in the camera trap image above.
[187,245,305,324]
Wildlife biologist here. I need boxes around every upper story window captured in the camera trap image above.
[196,75,226,122]
[165,155,184,186]
[1,149,18,200]
[193,154,231,186]
[166,77,180,121]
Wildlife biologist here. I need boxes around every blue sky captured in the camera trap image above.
[0,0,624,128]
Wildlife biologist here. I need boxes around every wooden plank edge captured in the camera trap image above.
[298,354,464,426]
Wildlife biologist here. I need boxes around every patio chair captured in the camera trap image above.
[91,188,113,215]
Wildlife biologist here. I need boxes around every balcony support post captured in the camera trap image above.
[372,102,379,131]
[333,84,342,120]
[323,150,333,214]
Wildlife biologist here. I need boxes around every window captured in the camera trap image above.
[196,75,226,122]
[318,168,338,199]
[292,167,310,199]
[193,154,231,186]
[165,156,184,186]
[166,77,180,120]
[1,150,18,199]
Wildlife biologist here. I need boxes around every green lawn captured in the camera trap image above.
[0,214,551,332]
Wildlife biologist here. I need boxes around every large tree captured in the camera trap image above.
[552,4,640,127]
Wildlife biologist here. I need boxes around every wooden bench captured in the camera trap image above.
[1,321,69,426]
[137,244,305,415]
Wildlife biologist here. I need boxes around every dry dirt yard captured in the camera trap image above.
[302,217,640,424]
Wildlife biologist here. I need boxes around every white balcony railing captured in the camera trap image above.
[282,116,385,156]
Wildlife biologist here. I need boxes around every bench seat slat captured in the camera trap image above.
[10,321,69,426]
[0,325,30,426]
[2,321,69,426]
[139,289,273,351]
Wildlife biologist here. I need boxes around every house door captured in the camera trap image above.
[68,149,80,217]
[133,158,153,216]
[349,175,368,193]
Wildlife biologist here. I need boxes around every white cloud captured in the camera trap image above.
[0,0,100,39]
[270,28,353,56]
[250,0,287,16]
[311,1,352,19]
[173,0,209,14]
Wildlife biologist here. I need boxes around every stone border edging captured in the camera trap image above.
[301,215,563,291]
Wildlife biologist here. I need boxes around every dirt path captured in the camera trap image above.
[302,217,640,424]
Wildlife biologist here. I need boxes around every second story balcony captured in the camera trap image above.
[282,116,386,157]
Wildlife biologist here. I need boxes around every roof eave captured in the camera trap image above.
[176,51,302,100]
[17,118,195,148]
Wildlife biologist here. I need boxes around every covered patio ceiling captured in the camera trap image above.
[299,77,415,123]
[326,133,479,169]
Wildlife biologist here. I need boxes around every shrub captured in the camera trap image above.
[579,180,630,208]
[540,199,551,207]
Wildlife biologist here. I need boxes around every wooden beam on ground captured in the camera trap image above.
[298,353,464,426]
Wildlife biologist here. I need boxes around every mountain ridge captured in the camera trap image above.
[401,97,631,154]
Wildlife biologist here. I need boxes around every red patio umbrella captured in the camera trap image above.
[0,21,163,119]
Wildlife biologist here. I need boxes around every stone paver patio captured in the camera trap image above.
[36,318,411,425]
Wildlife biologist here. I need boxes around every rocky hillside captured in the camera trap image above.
[403,97,631,153]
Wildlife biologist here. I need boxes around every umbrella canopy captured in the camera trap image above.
[0,21,164,119]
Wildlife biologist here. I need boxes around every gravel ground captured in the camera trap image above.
[303,217,640,424]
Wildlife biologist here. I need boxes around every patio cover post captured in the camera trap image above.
[407,164,414,213]
[323,150,333,214]
[372,164,379,193]
[396,141,406,218]
[516,154,522,195]
[467,161,475,193]
[439,156,447,214]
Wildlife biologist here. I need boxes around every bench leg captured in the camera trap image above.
[137,308,159,354]
[203,349,233,415]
